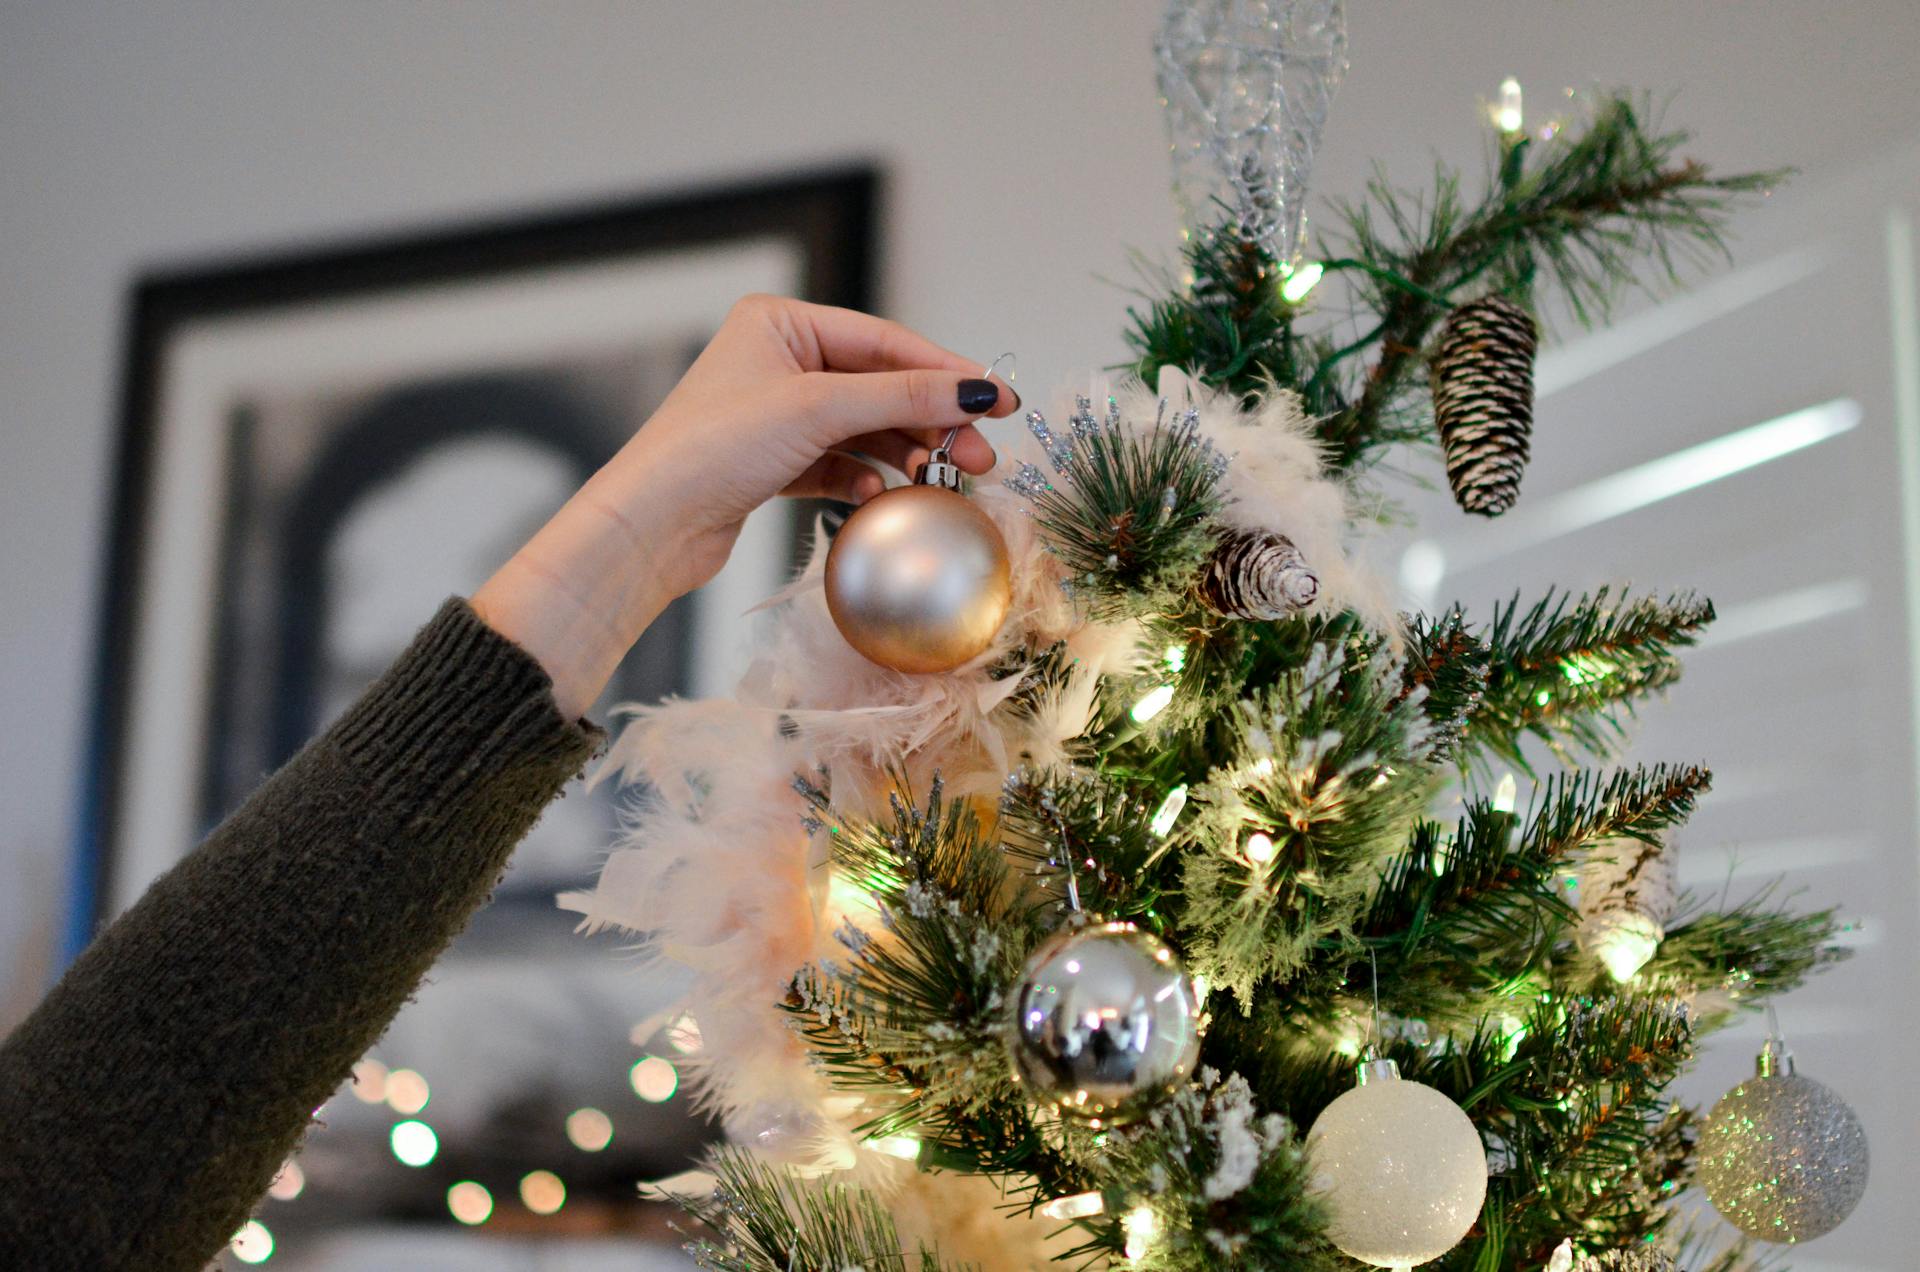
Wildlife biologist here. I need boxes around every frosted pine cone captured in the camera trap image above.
[1198,528,1318,620]
[1430,295,1538,517]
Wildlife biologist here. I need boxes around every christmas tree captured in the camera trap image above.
[563,4,1863,1268]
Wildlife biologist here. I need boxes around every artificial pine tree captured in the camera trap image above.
[568,4,1856,1268]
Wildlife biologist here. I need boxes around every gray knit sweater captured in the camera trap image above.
[0,599,602,1270]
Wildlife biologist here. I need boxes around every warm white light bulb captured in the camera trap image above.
[1123,1204,1160,1260]
[867,1134,921,1160]
[1245,831,1277,864]
[1038,1190,1106,1221]
[1495,78,1524,133]
[1492,772,1519,813]
[1595,922,1662,982]
[1281,261,1325,302]
[1131,684,1176,723]
[1150,785,1189,837]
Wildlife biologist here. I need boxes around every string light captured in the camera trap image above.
[1495,77,1524,133]
[565,1107,614,1152]
[1123,1204,1160,1260]
[447,1181,493,1225]
[1244,831,1277,864]
[630,1056,679,1103]
[1037,1190,1106,1220]
[519,1170,566,1216]
[385,1068,430,1115]
[1130,684,1175,723]
[229,1220,273,1264]
[1492,772,1519,813]
[1163,643,1188,673]
[1280,260,1324,302]
[1149,785,1188,837]
[1594,925,1663,983]
[866,1134,922,1160]
[390,1120,438,1167]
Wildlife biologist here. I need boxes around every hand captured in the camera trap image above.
[471,295,1018,717]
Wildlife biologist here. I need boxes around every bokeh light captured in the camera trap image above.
[629,1055,679,1103]
[447,1181,493,1226]
[390,1120,438,1167]
[230,1220,274,1264]
[266,1160,304,1201]
[349,1059,388,1104]
[519,1170,566,1215]
[565,1107,614,1152]
[385,1068,430,1115]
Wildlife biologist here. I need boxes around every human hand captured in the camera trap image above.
[472,295,1018,717]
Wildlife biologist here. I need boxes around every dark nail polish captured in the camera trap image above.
[957,379,999,414]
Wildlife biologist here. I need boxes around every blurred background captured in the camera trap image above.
[3,3,1919,1269]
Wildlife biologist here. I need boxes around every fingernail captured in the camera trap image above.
[957,379,999,415]
[1009,387,1022,410]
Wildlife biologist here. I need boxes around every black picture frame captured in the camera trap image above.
[75,166,879,957]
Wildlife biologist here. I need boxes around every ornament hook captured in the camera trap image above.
[931,351,1018,460]
[1757,1003,1794,1077]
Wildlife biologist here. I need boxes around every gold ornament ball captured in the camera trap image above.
[825,484,1011,674]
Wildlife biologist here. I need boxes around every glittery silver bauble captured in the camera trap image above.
[824,481,1011,675]
[1698,1041,1868,1243]
[1154,0,1349,263]
[1305,1057,1489,1268]
[1006,921,1203,1125]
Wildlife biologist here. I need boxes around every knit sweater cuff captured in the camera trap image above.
[331,597,603,805]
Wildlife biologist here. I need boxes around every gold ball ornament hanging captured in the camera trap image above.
[824,446,1012,675]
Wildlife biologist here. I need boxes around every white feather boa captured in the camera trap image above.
[559,371,1391,1263]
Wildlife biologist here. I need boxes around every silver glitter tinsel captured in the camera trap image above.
[1697,1043,1868,1243]
[1570,1248,1679,1272]
[1154,0,1349,264]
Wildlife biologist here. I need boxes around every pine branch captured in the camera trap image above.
[784,775,1032,1127]
[1316,93,1784,471]
[999,766,1173,925]
[1086,1071,1337,1272]
[1342,801,1575,1025]
[1176,638,1447,1007]
[1464,589,1715,772]
[1637,888,1848,1023]
[1008,395,1229,615]
[671,1145,965,1271]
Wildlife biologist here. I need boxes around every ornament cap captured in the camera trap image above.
[1756,1035,1795,1078]
[915,446,964,491]
[1355,1052,1400,1086]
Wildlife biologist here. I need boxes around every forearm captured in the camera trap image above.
[0,600,599,1271]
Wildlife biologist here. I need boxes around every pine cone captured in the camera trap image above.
[1430,295,1538,517]
[1197,528,1319,620]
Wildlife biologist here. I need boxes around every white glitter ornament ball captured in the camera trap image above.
[1698,1039,1867,1243]
[1006,921,1203,1125]
[1306,1057,1488,1269]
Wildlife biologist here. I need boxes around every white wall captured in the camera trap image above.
[4,1,1919,1265]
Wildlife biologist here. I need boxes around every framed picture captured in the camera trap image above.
[76,168,876,1254]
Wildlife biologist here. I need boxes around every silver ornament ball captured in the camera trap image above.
[1698,1046,1867,1244]
[1305,1057,1488,1269]
[824,483,1011,675]
[1006,921,1203,1125]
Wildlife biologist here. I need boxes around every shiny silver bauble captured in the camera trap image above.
[824,484,1011,675]
[1006,921,1203,1125]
